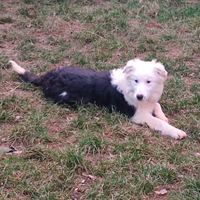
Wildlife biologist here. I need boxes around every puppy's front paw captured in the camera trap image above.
[162,117,168,123]
[172,129,187,140]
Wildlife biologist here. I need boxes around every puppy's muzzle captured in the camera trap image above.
[137,94,144,101]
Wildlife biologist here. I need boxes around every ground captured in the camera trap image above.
[0,0,200,199]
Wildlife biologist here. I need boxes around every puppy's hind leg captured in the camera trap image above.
[153,103,168,123]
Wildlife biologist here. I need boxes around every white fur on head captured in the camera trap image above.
[123,59,138,73]
[119,58,167,104]
[123,59,140,75]
[123,58,168,82]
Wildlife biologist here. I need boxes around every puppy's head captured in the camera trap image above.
[123,58,167,102]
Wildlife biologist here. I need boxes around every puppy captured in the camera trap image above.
[9,59,187,139]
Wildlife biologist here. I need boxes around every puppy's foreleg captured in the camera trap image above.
[132,113,187,139]
[153,103,168,122]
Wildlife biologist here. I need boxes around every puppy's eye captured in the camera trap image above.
[147,81,151,84]
[135,80,138,83]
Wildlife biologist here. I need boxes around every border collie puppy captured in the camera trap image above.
[9,59,187,140]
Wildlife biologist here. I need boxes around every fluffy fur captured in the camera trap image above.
[9,59,187,139]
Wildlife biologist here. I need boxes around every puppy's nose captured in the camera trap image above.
[137,94,143,100]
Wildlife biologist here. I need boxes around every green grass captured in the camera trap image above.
[0,0,200,199]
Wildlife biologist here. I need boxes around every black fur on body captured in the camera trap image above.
[20,66,136,118]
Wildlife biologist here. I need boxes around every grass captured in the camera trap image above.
[0,0,200,199]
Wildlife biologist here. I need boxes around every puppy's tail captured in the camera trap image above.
[9,60,42,86]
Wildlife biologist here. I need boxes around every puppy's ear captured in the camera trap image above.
[123,59,138,74]
[123,65,134,74]
[153,61,168,81]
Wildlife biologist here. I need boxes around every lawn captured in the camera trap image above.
[0,0,200,199]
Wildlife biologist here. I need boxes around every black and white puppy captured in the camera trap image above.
[9,59,187,139]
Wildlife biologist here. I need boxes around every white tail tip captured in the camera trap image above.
[9,60,26,75]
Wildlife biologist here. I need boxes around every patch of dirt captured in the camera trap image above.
[188,0,198,4]
[45,113,75,135]
[184,77,194,85]
[165,43,182,58]
[130,19,140,26]
[178,24,190,36]
[144,182,186,200]
[0,23,12,32]
[0,0,22,58]
[146,20,163,29]
[44,17,85,37]
[71,174,100,200]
